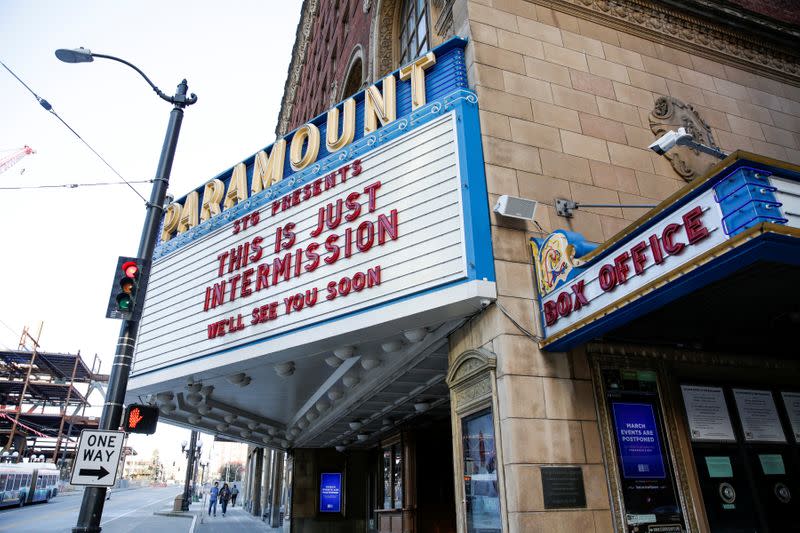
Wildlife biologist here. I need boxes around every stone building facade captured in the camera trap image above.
[131,1,800,532]
[269,1,800,531]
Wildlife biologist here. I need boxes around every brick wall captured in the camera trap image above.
[454,0,800,531]
[287,0,372,131]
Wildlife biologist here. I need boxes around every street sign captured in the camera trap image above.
[70,429,126,487]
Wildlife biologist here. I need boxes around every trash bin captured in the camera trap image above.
[173,494,185,512]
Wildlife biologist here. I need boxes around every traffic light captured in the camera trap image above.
[123,404,159,434]
[106,256,150,320]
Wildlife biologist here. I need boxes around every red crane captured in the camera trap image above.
[0,145,35,175]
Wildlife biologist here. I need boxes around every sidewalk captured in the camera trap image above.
[192,504,282,532]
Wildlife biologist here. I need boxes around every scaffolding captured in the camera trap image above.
[0,326,109,468]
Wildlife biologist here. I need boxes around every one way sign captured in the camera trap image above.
[70,429,126,487]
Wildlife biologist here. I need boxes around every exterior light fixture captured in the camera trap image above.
[342,374,360,388]
[335,445,346,453]
[348,421,362,431]
[325,356,343,368]
[403,328,427,342]
[357,433,369,442]
[381,340,402,353]
[493,195,538,221]
[327,389,343,401]
[274,361,295,377]
[414,401,430,412]
[333,346,355,359]
[262,436,273,444]
[361,357,381,370]
[224,414,237,423]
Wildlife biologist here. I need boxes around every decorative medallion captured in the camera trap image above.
[649,96,720,182]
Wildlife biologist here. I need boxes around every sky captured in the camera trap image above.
[0,0,302,467]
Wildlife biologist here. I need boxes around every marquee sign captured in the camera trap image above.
[533,154,800,351]
[131,38,494,377]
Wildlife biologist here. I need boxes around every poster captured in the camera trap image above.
[612,402,666,479]
[732,389,786,443]
[780,391,800,442]
[680,385,736,442]
[319,472,342,513]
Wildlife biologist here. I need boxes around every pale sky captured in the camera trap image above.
[1,0,302,465]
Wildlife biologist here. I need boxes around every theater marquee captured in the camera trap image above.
[131,38,495,378]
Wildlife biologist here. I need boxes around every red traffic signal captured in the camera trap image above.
[123,404,159,434]
[106,256,150,320]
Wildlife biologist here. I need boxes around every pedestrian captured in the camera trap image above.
[231,484,239,507]
[208,481,219,517]
[220,482,232,517]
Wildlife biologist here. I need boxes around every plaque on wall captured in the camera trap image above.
[780,391,800,442]
[732,389,786,443]
[680,385,736,442]
[541,467,586,509]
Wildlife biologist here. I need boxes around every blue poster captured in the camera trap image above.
[612,402,666,479]
[319,472,342,513]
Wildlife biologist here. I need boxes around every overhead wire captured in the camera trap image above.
[0,59,148,203]
[1,179,153,191]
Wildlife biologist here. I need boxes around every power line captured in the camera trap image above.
[0,60,148,203]
[1,179,153,191]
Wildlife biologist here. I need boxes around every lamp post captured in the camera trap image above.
[56,47,197,533]
[181,432,202,510]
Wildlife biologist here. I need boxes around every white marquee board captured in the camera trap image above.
[133,113,468,374]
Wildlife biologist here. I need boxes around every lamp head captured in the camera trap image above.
[55,47,94,64]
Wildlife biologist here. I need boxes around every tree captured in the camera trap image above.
[217,461,245,482]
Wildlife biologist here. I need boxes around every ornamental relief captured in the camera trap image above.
[454,377,493,408]
[537,0,800,84]
[649,96,720,182]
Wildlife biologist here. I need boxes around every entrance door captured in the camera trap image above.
[681,385,800,532]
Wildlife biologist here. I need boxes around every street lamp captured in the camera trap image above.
[180,432,203,511]
[56,46,197,533]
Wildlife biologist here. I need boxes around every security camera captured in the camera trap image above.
[479,298,491,309]
[648,127,692,155]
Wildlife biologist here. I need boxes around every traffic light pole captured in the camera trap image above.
[73,79,196,533]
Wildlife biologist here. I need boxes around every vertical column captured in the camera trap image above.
[261,449,273,519]
[251,447,264,517]
[269,451,285,527]
[242,448,252,506]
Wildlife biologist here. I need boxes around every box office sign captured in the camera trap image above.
[131,39,493,374]
[531,157,800,351]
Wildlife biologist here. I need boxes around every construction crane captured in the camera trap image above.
[0,145,35,175]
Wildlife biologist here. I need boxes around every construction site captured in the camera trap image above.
[0,324,108,475]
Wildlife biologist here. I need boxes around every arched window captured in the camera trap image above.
[398,0,429,66]
[342,57,364,98]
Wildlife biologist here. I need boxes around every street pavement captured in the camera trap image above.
[0,485,191,533]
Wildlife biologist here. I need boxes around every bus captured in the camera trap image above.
[0,462,60,507]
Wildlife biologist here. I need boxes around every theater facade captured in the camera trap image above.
[128,0,800,531]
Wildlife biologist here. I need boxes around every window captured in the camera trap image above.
[398,0,429,67]
[382,442,403,509]
[462,408,501,533]
[342,57,363,99]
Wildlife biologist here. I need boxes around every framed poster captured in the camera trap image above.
[612,402,666,479]
[319,472,343,513]
[680,385,736,442]
[732,389,786,443]
[780,391,800,442]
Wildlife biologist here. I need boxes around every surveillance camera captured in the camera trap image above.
[479,298,491,309]
[648,127,691,155]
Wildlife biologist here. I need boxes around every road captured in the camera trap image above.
[0,485,191,533]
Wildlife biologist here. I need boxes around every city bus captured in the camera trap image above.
[0,462,60,507]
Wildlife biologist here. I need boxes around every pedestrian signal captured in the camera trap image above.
[123,404,159,434]
[106,256,150,320]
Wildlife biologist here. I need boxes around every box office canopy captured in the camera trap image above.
[532,151,800,354]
